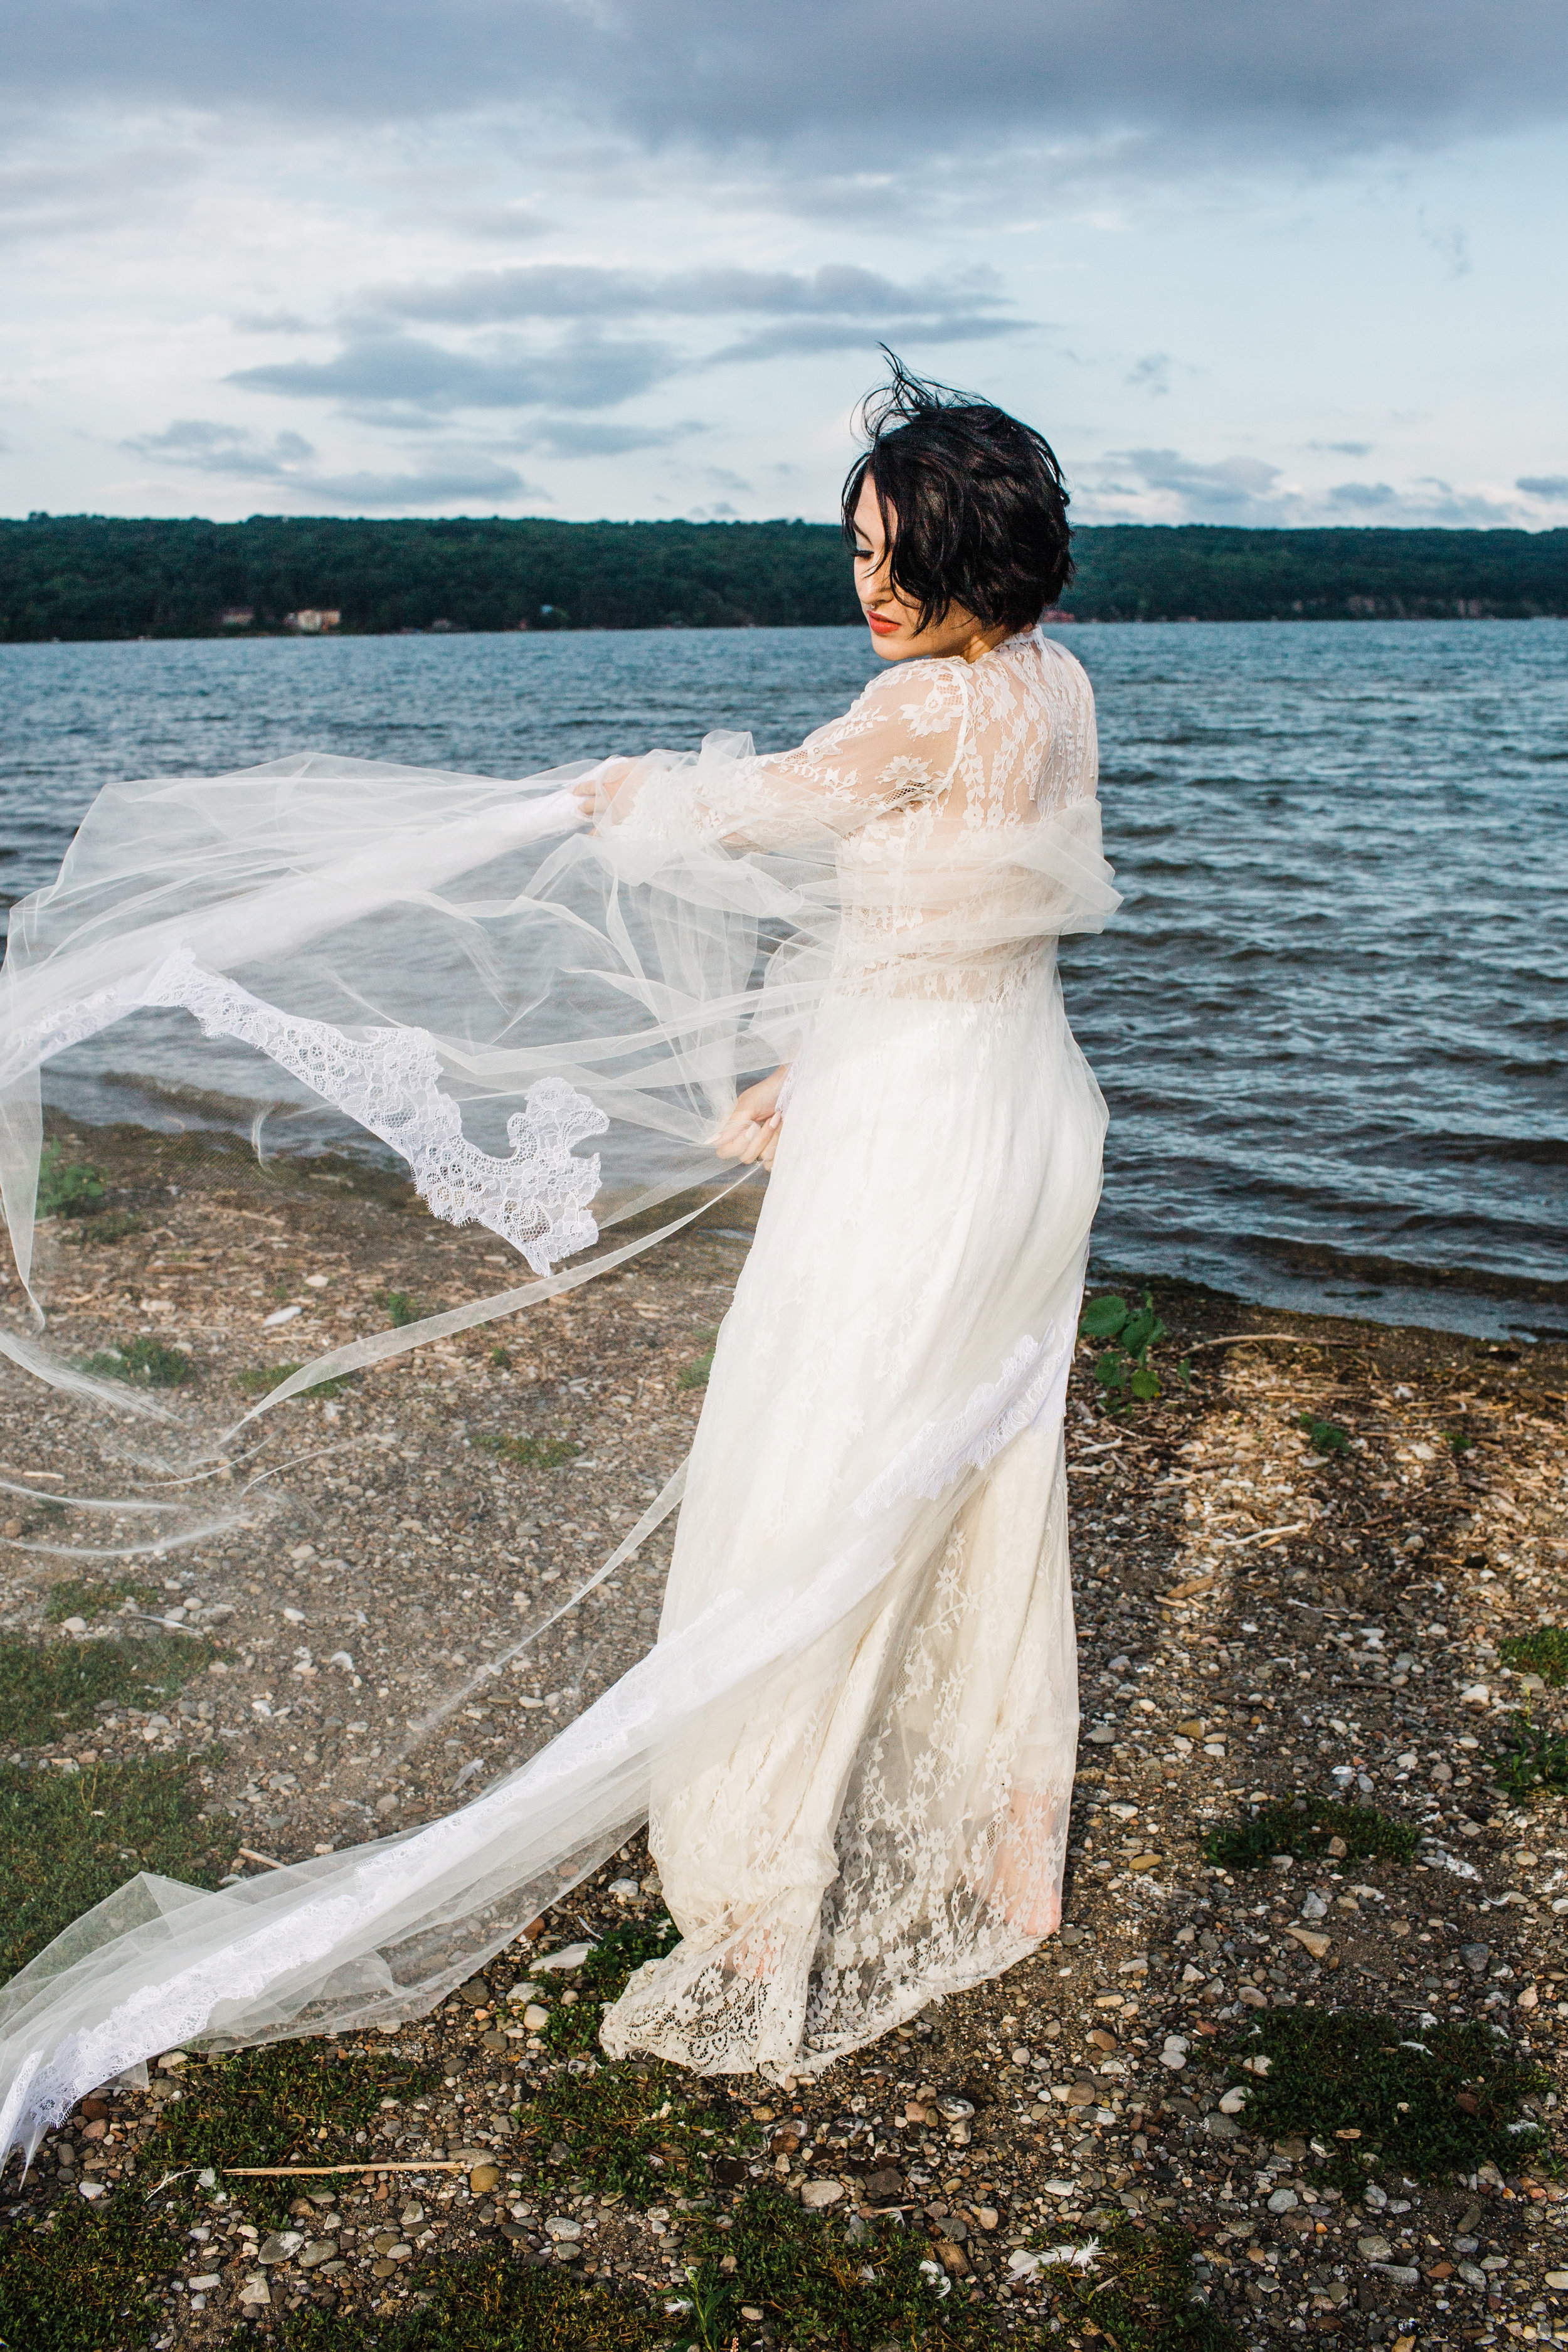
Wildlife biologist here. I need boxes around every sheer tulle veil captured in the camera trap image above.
[0,627,1116,2162]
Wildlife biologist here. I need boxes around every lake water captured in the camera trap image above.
[3,622,1565,1342]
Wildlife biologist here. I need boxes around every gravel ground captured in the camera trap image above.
[2,1121,1565,2350]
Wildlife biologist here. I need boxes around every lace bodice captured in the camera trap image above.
[617,627,1100,1005]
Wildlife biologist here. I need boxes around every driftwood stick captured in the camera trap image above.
[222,2159,473,2176]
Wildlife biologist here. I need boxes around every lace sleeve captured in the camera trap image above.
[608,661,965,852]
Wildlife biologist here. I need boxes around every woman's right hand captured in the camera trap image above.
[712,1066,791,1170]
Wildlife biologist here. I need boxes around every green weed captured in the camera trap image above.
[538,1915,682,2059]
[161,2042,435,2230]
[0,1754,228,1980]
[43,1576,160,1623]
[1499,1626,1568,1687]
[36,1145,105,1219]
[383,1289,419,1327]
[236,1360,354,1399]
[1445,1428,1476,1456]
[475,1432,580,1469]
[1208,2008,1551,2183]
[524,2062,735,2206]
[80,1336,193,1387]
[677,1331,717,1391]
[1079,1291,1189,1412]
[1296,1412,1349,1456]
[0,2166,184,2352]
[1203,1794,1418,1873]
[1493,1710,1568,1801]
[1022,2213,1243,2352]
[58,1209,141,1247]
[679,2180,993,2352]
[489,1345,512,1369]
[0,1631,209,1746]
[274,2243,662,2351]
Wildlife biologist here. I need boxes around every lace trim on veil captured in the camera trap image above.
[852,1323,1074,1517]
[10,947,607,1273]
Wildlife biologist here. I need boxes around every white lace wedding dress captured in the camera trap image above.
[0,625,1114,2162]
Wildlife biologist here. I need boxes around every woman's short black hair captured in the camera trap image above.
[841,351,1072,633]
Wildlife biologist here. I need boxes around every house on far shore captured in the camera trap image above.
[218,607,254,627]
[285,608,342,634]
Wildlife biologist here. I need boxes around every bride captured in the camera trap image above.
[0,358,1116,2163]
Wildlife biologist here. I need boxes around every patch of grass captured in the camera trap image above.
[538,1914,682,2059]
[1444,1428,1476,1456]
[36,1143,106,1219]
[236,1360,354,1399]
[1493,1710,1568,1801]
[489,1345,512,1369]
[677,1333,716,1391]
[1296,1412,1349,1456]
[0,1754,229,1980]
[475,1431,580,1469]
[0,2165,185,2352]
[1202,1794,1418,1872]
[275,2245,662,2351]
[1500,1625,1568,1686]
[1079,1291,1190,1412]
[80,1335,193,1387]
[1024,2213,1243,2352]
[383,1288,420,1327]
[677,2180,994,2352]
[526,2060,736,2206]
[43,1576,161,1623]
[160,2042,435,2230]
[1209,2008,1552,2184]
[58,1208,142,1247]
[0,1631,209,1747]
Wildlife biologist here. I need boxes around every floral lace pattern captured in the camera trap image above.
[11,948,606,1271]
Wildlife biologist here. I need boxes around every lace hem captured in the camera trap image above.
[12,948,606,1273]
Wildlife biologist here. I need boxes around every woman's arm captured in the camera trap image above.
[711,1064,790,1169]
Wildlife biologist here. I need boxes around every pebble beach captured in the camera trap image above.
[1,1116,1564,2352]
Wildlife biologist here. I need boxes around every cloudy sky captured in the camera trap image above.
[4,1,1566,528]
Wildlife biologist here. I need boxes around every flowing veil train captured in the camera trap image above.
[0,623,1116,2167]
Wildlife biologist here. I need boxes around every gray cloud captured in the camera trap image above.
[1110,447,1285,511]
[231,331,674,413]
[1327,479,1399,509]
[6,2,1565,164]
[1517,473,1568,498]
[121,416,536,506]
[1124,352,1172,396]
[522,416,699,460]
[1309,439,1375,456]
[704,314,1027,367]
[373,261,1010,330]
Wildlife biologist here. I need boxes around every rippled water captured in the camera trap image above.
[3,622,1564,1340]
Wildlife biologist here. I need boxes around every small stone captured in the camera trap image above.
[469,2164,501,2194]
[299,2239,339,2268]
[1459,1943,1490,1973]
[1459,1683,1490,1707]
[522,2003,549,2029]
[1218,2088,1248,2115]
[934,2238,970,2274]
[1268,2188,1298,2213]
[1358,2235,1392,2262]
[1205,2112,1243,2139]
[800,2180,844,2208]
[546,2216,583,2240]
[400,2204,424,2228]
[239,2276,272,2306]
[1516,1984,1538,2009]
[77,2179,108,2200]
[374,1794,399,1816]
[61,1616,89,1634]
[258,2230,304,2264]
[188,2274,223,2291]
[608,1878,639,1900]
[1285,1927,1330,1959]
[1237,1986,1268,2008]
[862,2167,904,2202]
[1086,1726,1116,1744]
[455,1977,490,2007]
[1544,2270,1568,2291]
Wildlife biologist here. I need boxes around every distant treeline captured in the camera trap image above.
[3,514,1567,640]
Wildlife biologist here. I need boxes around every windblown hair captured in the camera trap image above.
[842,351,1073,633]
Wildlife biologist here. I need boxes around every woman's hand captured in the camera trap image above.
[570,755,638,822]
[712,1065,791,1170]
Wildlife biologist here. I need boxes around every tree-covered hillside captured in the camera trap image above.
[2,514,1565,640]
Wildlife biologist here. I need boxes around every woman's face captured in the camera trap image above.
[850,475,1009,665]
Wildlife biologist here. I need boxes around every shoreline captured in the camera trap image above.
[1,1117,1564,2349]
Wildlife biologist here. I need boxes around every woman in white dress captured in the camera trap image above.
[0,361,1115,2161]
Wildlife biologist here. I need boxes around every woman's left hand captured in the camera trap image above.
[571,756,638,821]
